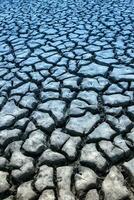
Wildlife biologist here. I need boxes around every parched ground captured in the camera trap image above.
[0,0,134,199]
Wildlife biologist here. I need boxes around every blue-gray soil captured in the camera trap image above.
[0,0,134,199]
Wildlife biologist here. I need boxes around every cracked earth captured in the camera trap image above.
[0,0,134,199]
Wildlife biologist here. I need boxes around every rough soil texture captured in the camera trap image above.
[0,0,134,199]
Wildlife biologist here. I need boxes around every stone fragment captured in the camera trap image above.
[113,135,130,156]
[78,63,108,76]
[107,115,132,132]
[11,82,37,95]
[39,190,55,200]
[102,166,129,200]
[61,88,75,100]
[104,106,122,115]
[122,158,134,186]
[10,151,33,168]
[14,118,29,129]
[32,111,55,132]
[22,130,46,155]
[66,112,100,136]
[38,100,66,124]
[24,121,37,137]
[41,91,59,101]
[69,99,89,116]
[0,157,8,169]
[127,105,134,118]
[126,128,134,146]
[62,137,81,160]
[50,129,69,150]
[46,54,61,63]
[30,71,44,82]
[0,171,10,194]
[35,165,54,192]
[38,149,66,166]
[104,84,122,94]
[16,181,37,200]
[99,140,124,162]
[57,166,75,200]
[103,94,130,106]
[75,166,97,197]
[0,114,15,129]
[77,91,98,105]
[11,161,34,182]
[85,189,99,200]
[22,56,40,65]
[1,100,28,118]
[19,95,37,109]
[5,141,23,157]
[50,129,81,160]
[88,122,115,141]
[0,129,21,147]
[110,66,134,81]
[80,143,107,171]
[81,77,109,91]
[42,78,60,91]
[63,77,79,89]
[10,151,34,182]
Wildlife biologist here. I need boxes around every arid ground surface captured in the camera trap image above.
[0,0,134,199]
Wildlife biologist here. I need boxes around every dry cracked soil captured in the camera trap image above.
[0,0,134,199]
